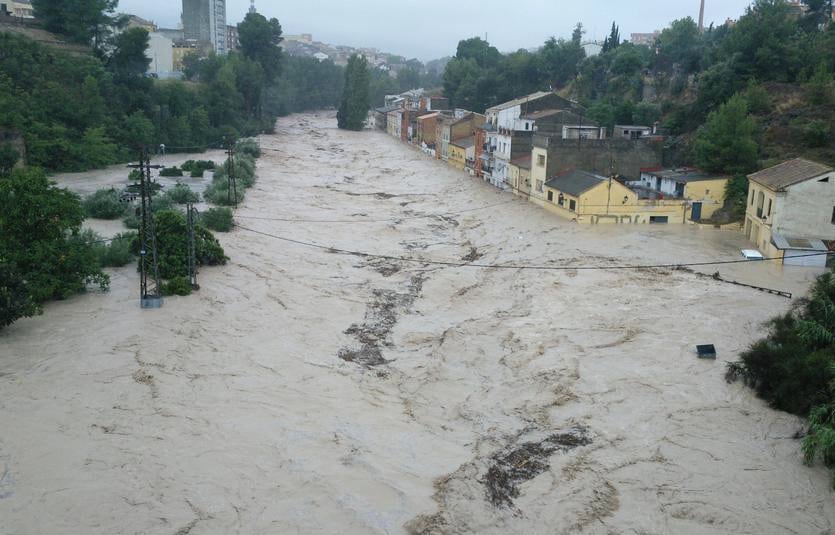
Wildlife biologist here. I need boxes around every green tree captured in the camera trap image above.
[338,54,370,131]
[601,22,621,54]
[694,94,760,175]
[0,144,19,177]
[805,62,833,105]
[0,167,108,328]
[108,27,151,78]
[31,0,119,48]
[237,12,284,81]
[655,17,703,73]
[455,37,501,69]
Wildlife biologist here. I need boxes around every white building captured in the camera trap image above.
[182,0,227,55]
[146,32,175,78]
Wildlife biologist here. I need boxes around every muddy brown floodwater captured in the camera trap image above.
[2,112,834,534]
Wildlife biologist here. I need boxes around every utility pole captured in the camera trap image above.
[129,148,164,309]
[226,137,238,207]
[186,203,199,290]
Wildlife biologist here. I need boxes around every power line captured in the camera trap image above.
[234,223,835,272]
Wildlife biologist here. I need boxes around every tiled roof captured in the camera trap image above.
[748,158,834,191]
[544,170,607,197]
[486,91,554,113]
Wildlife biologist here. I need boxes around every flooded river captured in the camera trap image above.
[1,112,833,534]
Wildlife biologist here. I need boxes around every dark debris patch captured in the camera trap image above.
[484,426,591,508]
[338,275,425,367]
[462,247,483,263]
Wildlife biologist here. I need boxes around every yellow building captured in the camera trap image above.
[173,43,201,71]
[631,168,730,220]
[448,137,475,172]
[541,170,690,224]
[508,155,532,198]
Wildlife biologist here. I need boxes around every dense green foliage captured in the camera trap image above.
[0,144,19,177]
[142,210,227,295]
[729,269,835,483]
[165,183,200,204]
[0,11,279,172]
[159,167,184,177]
[200,207,234,232]
[83,187,128,219]
[31,0,118,48]
[78,229,135,267]
[694,94,760,175]
[0,168,109,327]
[338,55,371,131]
[204,139,259,205]
[266,56,345,116]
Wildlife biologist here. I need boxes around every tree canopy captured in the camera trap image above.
[338,55,370,131]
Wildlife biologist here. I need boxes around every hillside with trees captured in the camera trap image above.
[441,0,835,198]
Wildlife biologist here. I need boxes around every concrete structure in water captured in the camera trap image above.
[745,158,835,265]
[182,0,227,55]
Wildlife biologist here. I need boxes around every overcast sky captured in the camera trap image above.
[117,0,755,60]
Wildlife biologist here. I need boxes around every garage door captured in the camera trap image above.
[783,249,827,267]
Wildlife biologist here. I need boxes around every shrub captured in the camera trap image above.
[98,232,136,267]
[162,276,193,296]
[181,159,215,173]
[165,182,200,204]
[204,177,246,206]
[160,166,184,177]
[803,120,830,148]
[83,188,128,219]
[122,195,177,229]
[138,209,227,282]
[190,168,204,178]
[200,207,234,232]
[729,270,835,485]
[236,139,261,158]
[806,63,833,106]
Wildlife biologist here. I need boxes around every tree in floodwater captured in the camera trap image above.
[337,54,370,131]
[0,167,109,328]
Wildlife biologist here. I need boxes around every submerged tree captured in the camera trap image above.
[337,54,370,131]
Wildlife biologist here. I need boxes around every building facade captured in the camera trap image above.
[745,158,835,262]
[630,168,729,221]
[182,0,227,55]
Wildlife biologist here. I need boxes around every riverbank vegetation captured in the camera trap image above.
[728,267,835,484]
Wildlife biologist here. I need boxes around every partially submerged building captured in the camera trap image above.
[629,168,729,221]
[745,158,835,266]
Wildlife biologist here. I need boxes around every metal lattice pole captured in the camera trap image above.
[133,148,163,308]
[227,139,238,208]
[186,203,199,290]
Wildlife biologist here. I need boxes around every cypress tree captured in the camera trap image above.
[338,54,371,131]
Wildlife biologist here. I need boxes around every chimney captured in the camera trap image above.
[698,0,706,32]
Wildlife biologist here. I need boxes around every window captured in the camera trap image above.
[547,191,554,202]
[537,154,545,167]
[750,189,755,206]
[525,123,529,131]
[535,180,543,193]
[756,191,765,218]
[832,206,835,224]
[649,216,669,224]
[569,199,576,212]
[705,189,710,195]
[767,199,772,218]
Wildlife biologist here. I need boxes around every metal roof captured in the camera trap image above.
[772,234,828,251]
[748,158,834,191]
[486,91,554,113]
[643,168,727,183]
[544,170,608,197]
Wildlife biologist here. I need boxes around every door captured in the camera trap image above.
[691,202,702,221]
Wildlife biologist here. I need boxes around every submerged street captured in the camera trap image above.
[1,112,834,534]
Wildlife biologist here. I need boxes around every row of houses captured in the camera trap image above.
[374,89,835,267]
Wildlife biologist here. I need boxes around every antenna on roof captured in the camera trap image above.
[249,0,256,13]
